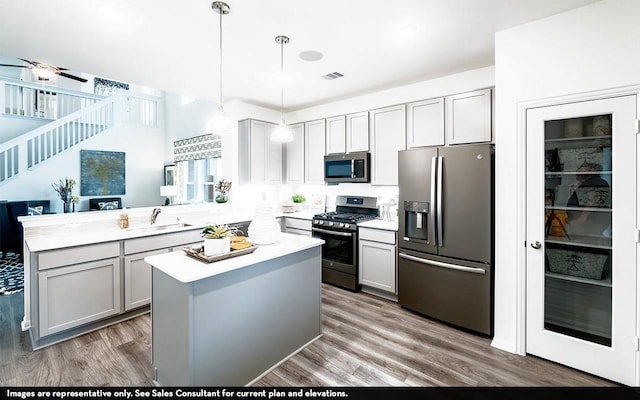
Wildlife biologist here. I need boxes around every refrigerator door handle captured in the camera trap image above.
[436,156,444,247]
[429,156,437,245]
[399,253,486,275]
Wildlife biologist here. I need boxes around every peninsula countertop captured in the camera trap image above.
[145,233,324,283]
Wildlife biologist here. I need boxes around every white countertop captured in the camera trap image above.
[358,218,398,231]
[145,233,324,283]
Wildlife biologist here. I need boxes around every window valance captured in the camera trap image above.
[173,134,222,162]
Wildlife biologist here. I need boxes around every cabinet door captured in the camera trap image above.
[249,120,268,184]
[406,98,444,148]
[359,239,396,294]
[525,94,637,386]
[38,258,121,337]
[370,104,406,185]
[325,115,346,154]
[266,124,283,184]
[124,248,169,311]
[305,119,326,184]
[286,123,305,184]
[446,88,492,144]
[346,111,369,152]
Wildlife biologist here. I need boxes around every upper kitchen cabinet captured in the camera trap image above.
[325,115,346,154]
[304,119,326,184]
[406,98,445,148]
[445,88,492,145]
[346,111,369,152]
[370,104,406,185]
[238,119,283,184]
[286,123,305,184]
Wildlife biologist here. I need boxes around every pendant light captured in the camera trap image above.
[206,1,231,134]
[270,35,293,143]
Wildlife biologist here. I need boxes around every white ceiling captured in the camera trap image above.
[0,0,599,111]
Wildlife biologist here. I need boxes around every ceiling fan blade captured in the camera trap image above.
[0,64,30,68]
[56,71,88,83]
[17,58,39,66]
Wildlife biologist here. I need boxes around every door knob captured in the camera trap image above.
[530,241,542,249]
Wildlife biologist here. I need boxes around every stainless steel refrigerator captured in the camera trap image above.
[398,144,494,335]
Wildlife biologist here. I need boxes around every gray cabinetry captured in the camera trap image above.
[325,115,346,154]
[304,119,326,184]
[286,123,305,184]
[123,229,202,311]
[446,88,492,144]
[369,104,406,185]
[406,97,445,148]
[36,242,121,338]
[358,227,397,300]
[238,119,283,184]
[346,111,369,152]
[285,217,312,237]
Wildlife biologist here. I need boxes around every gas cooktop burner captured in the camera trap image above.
[314,212,377,223]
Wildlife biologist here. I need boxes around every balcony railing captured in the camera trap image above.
[0,79,160,184]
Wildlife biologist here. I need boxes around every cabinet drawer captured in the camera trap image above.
[359,227,396,244]
[285,218,312,231]
[124,229,202,255]
[38,242,120,270]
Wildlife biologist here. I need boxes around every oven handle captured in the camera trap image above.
[312,227,354,237]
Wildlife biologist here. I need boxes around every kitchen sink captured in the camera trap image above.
[126,222,193,233]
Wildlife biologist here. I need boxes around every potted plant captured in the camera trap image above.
[214,179,232,203]
[51,177,78,213]
[291,194,306,211]
[201,224,234,256]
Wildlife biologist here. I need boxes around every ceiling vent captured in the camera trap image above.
[322,72,344,80]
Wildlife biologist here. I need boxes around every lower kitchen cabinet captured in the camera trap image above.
[285,217,312,237]
[123,248,168,311]
[358,227,397,300]
[38,257,121,337]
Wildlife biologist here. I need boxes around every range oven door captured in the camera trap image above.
[312,226,359,291]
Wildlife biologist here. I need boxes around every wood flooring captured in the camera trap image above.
[0,284,616,387]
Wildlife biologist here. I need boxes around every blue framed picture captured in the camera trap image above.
[80,150,126,196]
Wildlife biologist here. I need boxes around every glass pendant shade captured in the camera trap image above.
[271,123,293,143]
[206,107,230,134]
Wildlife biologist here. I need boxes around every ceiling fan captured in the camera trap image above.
[0,58,88,83]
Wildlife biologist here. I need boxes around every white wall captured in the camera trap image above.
[0,123,166,212]
[492,0,640,353]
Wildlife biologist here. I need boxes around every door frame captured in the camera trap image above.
[515,85,640,364]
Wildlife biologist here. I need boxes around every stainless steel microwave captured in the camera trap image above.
[324,152,370,184]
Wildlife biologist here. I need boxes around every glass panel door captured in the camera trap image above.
[525,94,637,386]
[544,115,612,346]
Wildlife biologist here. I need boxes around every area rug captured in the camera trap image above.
[0,252,24,295]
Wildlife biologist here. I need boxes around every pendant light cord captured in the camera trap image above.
[218,6,224,112]
[280,38,284,124]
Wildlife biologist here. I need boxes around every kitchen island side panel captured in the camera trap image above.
[152,246,322,386]
[152,267,194,386]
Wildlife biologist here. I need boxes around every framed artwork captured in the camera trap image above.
[80,150,126,196]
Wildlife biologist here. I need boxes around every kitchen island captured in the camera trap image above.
[145,233,324,386]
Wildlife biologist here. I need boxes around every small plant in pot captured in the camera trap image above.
[291,194,306,211]
[201,224,234,256]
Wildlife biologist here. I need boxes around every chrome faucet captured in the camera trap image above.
[151,207,162,225]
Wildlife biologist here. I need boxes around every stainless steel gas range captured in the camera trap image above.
[311,195,378,291]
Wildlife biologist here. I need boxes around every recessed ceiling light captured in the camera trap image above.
[299,50,323,62]
[396,26,416,39]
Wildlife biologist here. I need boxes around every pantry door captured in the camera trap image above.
[525,94,637,386]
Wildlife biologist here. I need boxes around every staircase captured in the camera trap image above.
[0,79,159,185]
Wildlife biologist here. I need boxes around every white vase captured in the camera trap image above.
[248,199,281,245]
[203,236,230,256]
